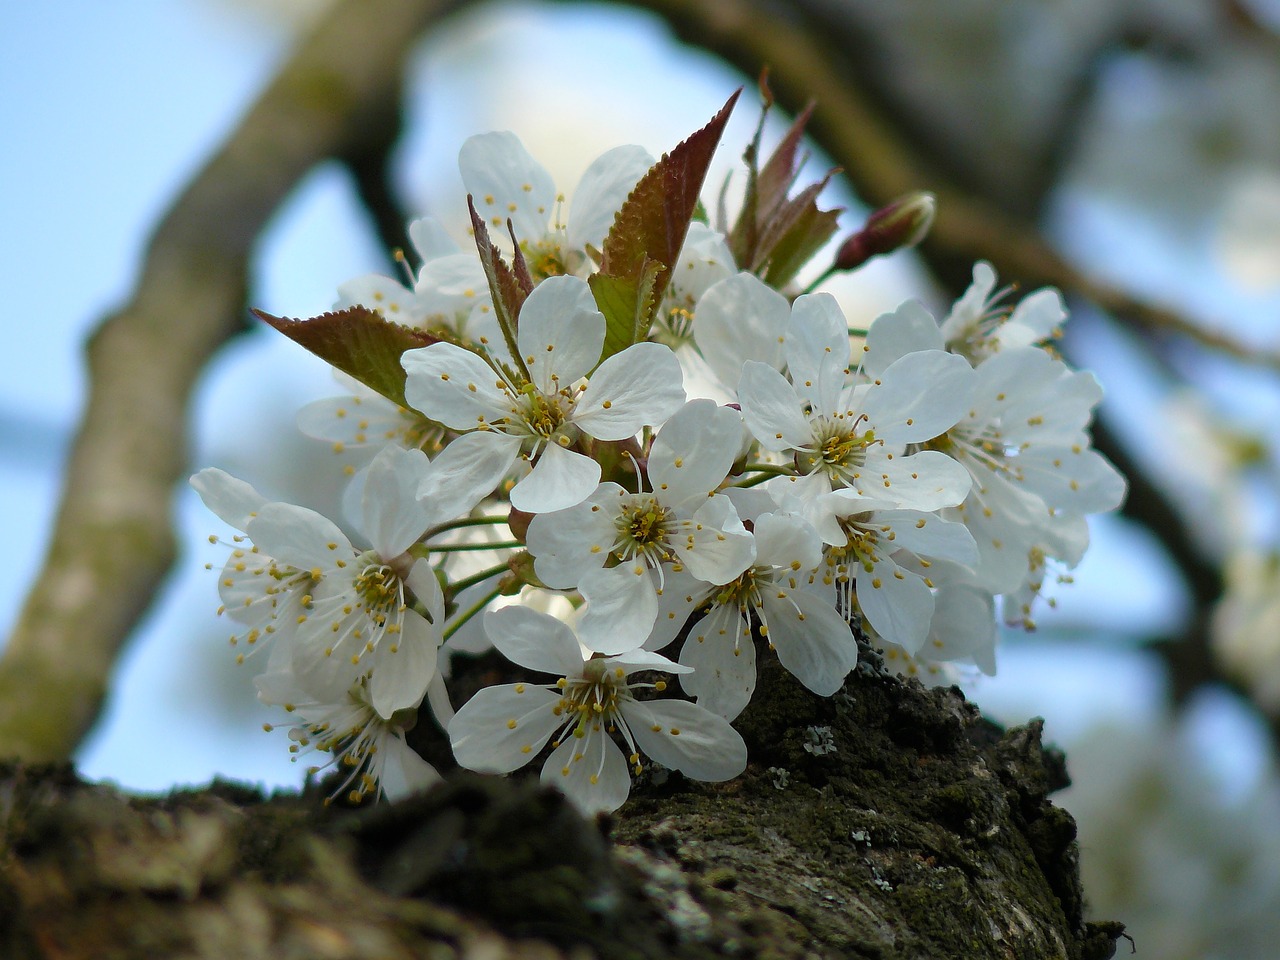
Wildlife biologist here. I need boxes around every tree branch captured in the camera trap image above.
[0,0,462,762]
[591,0,1280,371]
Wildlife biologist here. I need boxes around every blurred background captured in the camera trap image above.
[3,1,1280,956]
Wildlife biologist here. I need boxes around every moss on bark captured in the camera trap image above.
[0,663,1123,959]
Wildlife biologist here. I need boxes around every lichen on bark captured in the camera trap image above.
[0,657,1123,960]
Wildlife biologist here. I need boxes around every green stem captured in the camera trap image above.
[448,562,510,597]
[425,515,509,540]
[732,463,797,488]
[443,584,504,642]
[431,540,523,553]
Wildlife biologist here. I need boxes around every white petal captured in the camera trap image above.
[738,362,811,451]
[753,512,823,572]
[459,131,556,242]
[862,349,975,445]
[510,444,601,514]
[335,274,421,323]
[406,557,445,625]
[526,495,615,589]
[839,449,972,512]
[190,468,267,531]
[1014,445,1127,514]
[786,293,850,414]
[418,430,518,522]
[516,275,604,393]
[577,564,660,655]
[575,342,686,440]
[370,610,439,718]
[624,698,747,782]
[941,261,998,342]
[296,393,416,449]
[361,447,433,558]
[566,144,654,253]
[1003,287,1066,345]
[541,723,631,815]
[762,588,856,695]
[484,604,586,676]
[864,300,945,376]
[644,569,711,651]
[245,502,352,573]
[676,495,756,585]
[872,510,979,568]
[402,342,512,430]
[694,273,791,389]
[449,683,563,773]
[408,216,459,262]
[648,400,743,505]
[678,604,757,720]
[857,556,934,653]
[606,648,690,675]
[376,736,441,802]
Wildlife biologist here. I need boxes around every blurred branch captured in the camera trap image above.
[0,0,461,762]
[602,0,1280,370]
[599,0,1278,725]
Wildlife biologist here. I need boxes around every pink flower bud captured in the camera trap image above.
[831,191,936,272]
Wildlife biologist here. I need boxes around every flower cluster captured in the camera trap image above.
[194,97,1124,813]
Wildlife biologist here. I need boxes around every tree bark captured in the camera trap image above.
[1,663,1124,960]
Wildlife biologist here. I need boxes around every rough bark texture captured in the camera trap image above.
[0,663,1123,960]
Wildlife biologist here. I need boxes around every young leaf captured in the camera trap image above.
[728,98,842,288]
[468,196,530,380]
[757,178,842,289]
[591,89,741,361]
[255,306,439,409]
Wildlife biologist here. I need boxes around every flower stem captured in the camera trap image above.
[425,515,510,540]
[732,463,796,488]
[431,540,523,553]
[443,584,504,641]
[448,562,510,597]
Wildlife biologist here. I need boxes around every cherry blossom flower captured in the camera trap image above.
[864,299,1125,601]
[647,512,857,720]
[401,274,686,514]
[738,291,973,536]
[525,399,755,653]
[191,468,319,671]
[448,605,746,815]
[256,669,440,804]
[940,260,1066,363]
[461,131,653,280]
[193,446,477,719]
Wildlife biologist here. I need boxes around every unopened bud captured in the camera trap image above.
[831,191,936,273]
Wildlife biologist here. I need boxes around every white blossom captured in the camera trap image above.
[525,399,755,653]
[402,275,686,514]
[648,512,857,720]
[461,131,653,280]
[448,605,746,816]
[256,669,440,804]
[739,292,973,539]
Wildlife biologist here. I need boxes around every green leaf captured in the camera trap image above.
[591,90,741,361]
[590,260,667,360]
[255,307,439,409]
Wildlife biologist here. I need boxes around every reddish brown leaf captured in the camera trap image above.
[255,306,439,409]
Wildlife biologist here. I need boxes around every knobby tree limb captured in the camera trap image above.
[0,0,463,762]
